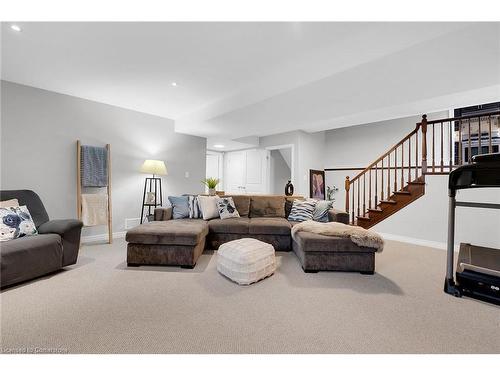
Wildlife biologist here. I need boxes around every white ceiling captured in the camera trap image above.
[2,22,500,150]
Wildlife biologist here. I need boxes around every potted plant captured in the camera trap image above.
[202,177,220,196]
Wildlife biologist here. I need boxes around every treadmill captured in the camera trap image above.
[444,153,500,305]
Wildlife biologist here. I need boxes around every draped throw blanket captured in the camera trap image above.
[81,193,108,226]
[291,220,384,252]
[81,145,108,187]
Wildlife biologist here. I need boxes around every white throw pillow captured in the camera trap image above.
[0,199,19,208]
[197,195,219,220]
[216,197,240,219]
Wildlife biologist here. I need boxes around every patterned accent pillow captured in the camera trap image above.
[217,197,240,220]
[187,195,202,219]
[313,200,333,222]
[287,199,317,222]
[0,205,38,242]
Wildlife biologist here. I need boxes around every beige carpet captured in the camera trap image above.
[1,238,499,354]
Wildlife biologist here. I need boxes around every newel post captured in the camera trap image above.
[420,114,428,174]
[345,176,350,214]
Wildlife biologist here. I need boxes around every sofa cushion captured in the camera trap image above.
[249,217,291,235]
[293,231,377,253]
[0,205,38,242]
[313,200,333,222]
[216,197,240,219]
[208,218,250,234]
[287,199,317,222]
[250,196,285,218]
[168,196,190,219]
[0,233,63,287]
[125,220,208,246]
[197,195,220,220]
[221,195,250,217]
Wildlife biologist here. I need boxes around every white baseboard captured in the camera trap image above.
[81,231,126,244]
[379,232,456,251]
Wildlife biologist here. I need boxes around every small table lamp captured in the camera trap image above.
[140,159,167,223]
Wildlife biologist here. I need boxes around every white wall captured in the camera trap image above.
[324,111,500,249]
[269,150,291,195]
[259,130,325,197]
[1,81,207,237]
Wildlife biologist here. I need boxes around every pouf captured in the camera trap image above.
[217,238,276,285]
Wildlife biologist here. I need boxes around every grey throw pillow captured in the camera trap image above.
[313,200,333,222]
[168,196,190,219]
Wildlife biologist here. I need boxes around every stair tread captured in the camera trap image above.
[368,208,383,212]
[356,215,371,221]
[394,190,411,195]
[379,199,397,205]
[407,181,425,185]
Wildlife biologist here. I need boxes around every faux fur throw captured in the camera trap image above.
[291,220,384,252]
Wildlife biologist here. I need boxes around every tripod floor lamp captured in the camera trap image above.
[140,159,167,223]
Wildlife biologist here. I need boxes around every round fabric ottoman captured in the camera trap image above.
[217,238,276,285]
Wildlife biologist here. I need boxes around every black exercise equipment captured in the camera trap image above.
[444,153,500,305]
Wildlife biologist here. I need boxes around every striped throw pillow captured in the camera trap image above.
[287,199,317,222]
[187,195,202,219]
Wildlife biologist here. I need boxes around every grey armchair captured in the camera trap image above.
[0,190,83,288]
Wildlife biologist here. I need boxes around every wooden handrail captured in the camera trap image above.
[348,126,419,184]
[425,110,500,125]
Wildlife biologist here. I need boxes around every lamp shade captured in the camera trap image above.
[140,160,168,176]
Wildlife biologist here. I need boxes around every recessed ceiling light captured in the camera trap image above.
[10,24,22,32]
[213,144,225,149]
[171,82,178,87]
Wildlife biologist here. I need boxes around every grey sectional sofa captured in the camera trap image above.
[0,190,83,288]
[126,195,378,274]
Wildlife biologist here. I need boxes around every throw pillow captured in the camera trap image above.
[217,197,240,219]
[167,196,190,219]
[288,199,317,222]
[313,200,333,222]
[0,199,19,208]
[0,205,38,242]
[197,195,219,220]
[187,195,203,219]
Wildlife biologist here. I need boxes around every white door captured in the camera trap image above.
[225,151,246,193]
[245,149,269,193]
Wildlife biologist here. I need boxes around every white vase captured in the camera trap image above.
[208,188,216,196]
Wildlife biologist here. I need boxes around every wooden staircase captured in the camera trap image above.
[345,111,500,229]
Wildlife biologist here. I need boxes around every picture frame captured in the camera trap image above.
[309,169,325,200]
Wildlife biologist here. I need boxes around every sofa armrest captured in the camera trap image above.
[38,219,83,266]
[154,207,172,221]
[38,219,83,235]
[328,208,350,225]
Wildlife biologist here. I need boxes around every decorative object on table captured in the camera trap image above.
[201,177,220,196]
[146,192,156,204]
[326,185,338,201]
[312,200,333,222]
[139,159,167,224]
[197,195,220,220]
[287,199,317,222]
[217,197,240,219]
[309,169,325,200]
[0,205,38,242]
[285,180,294,196]
[76,140,113,243]
[168,196,190,219]
[217,238,276,285]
